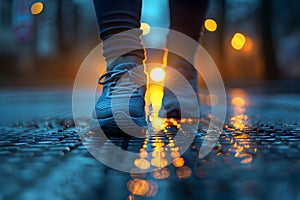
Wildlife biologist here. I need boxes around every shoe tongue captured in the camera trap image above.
[113,63,138,71]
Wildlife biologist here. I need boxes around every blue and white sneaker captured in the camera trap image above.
[90,63,147,137]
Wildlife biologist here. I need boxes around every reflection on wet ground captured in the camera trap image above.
[1,87,300,199]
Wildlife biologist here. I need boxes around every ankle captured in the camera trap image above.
[107,56,144,71]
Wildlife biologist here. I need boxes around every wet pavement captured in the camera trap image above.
[1,85,300,200]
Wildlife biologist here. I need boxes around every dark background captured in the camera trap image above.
[0,0,300,87]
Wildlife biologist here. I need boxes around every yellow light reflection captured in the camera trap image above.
[150,117,167,131]
[139,149,148,158]
[134,158,150,170]
[238,153,253,164]
[150,138,168,168]
[172,157,185,168]
[127,179,158,197]
[127,179,149,196]
[204,19,218,32]
[230,115,248,130]
[148,83,166,131]
[152,138,164,148]
[240,156,253,164]
[176,166,192,179]
[150,67,166,83]
[170,151,180,158]
[151,168,170,179]
[140,22,151,36]
[231,32,246,50]
[31,2,43,15]
[170,147,179,152]
[146,49,167,131]
[151,157,168,168]
[230,88,248,131]
[149,84,164,107]
[151,151,166,158]
[227,88,254,164]
[231,97,245,107]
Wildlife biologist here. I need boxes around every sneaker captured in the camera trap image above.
[159,59,199,119]
[90,63,147,137]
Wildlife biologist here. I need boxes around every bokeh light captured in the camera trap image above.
[134,158,150,170]
[127,179,158,197]
[170,151,180,158]
[204,19,218,32]
[231,32,246,50]
[127,179,149,196]
[140,22,151,36]
[172,157,185,168]
[231,97,245,107]
[230,89,249,131]
[148,82,166,131]
[31,2,44,15]
[176,166,192,179]
[231,88,247,97]
[150,67,165,82]
[151,168,170,179]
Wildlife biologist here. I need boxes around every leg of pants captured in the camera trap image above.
[167,0,209,69]
[169,0,209,42]
[93,0,145,70]
[162,0,209,118]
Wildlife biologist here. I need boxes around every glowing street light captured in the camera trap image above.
[31,2,44,15]
[204,19,218,32]
[231,32,246,50]
[150,67,165,82]
[140,22,151,36]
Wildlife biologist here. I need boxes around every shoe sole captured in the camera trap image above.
[90,111,147,138]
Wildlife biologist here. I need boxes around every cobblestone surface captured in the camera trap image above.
[0,88,300,200]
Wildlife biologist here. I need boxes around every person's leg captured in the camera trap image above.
[160,0,209,119]
[92,0,147,135]
[169,0,209,42]
[93,0,145,70]
[168,0,209,66]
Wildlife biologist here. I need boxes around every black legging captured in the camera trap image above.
[93,0,209,67]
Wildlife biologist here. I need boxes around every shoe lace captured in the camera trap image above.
[98,69,144,97]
